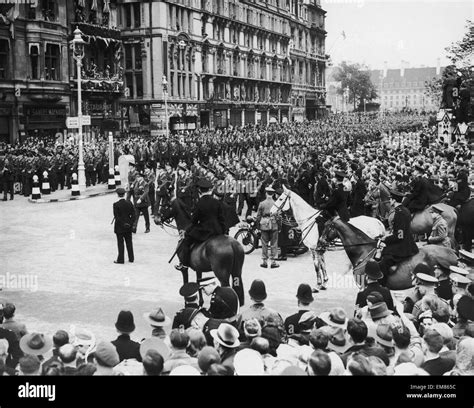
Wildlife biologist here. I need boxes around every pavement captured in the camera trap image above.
[0,192,358,343]
[27,183,118,204]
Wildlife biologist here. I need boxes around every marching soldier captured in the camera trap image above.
[132,170,151,234]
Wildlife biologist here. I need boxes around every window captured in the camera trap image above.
[0,40,8,79]
[41,0,57,21]
[29,44,40,80]
[124,42,143,98]
[133,3,141,27]
[44,44,60,81]
[124,3,141,28]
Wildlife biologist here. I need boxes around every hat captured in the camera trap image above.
[139,337,170,361]
[179,282,200,298]
[197,178,213,190]
[296,283,314,303]
[298,311,319,332]
[169,365,201,376]
[248,279,267,302]
[335,170,348,180]
[449,265,469,277]
[431,323,454,343]
[415,273,438,286]
[265,186,276,193]
[368,302,392,320]
[243,318,262,339]
[450,274,471,286]
[365,260,383,280]
[94,341,120,367]
[115,310,136,333]
[209,287,239,319]
[413,263,434,277]
[198,276,219,288]
[197,346,221,373]
[210,323,240,349]
[319,307,348,328]
[143,308,171,327]
[19,333,53,356]
[457,296,474,321]
[279,365,307,376]
[375,324,394,348]
[431,204,444,213]
[327,327,350,353]
[459,250,474,265]
[116,187,126,196]
[233,349,265,375]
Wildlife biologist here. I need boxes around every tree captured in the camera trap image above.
[333,62,378,110]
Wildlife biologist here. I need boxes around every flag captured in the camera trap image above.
[342,31,346,40]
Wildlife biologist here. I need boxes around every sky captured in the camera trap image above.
[322,0,473,70]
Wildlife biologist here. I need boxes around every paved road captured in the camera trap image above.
[0,194,358,343]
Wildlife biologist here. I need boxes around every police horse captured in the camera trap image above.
[270,186,386,291]
[318,217,459,290]
[155,196,245,306]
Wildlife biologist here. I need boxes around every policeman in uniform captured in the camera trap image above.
[172,282,201,330]
[377,189,419,277]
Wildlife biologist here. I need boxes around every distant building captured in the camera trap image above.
[369,65,444,113]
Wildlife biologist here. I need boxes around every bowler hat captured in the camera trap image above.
[115,310,136,333]
[19,333,53,356]
[365,260,383,280]
[249,279,267,302]
[368,302,392,320]
[143,308,171,327]
[210,323,240,349]
[296,283,314,303]
[179,282,200,298]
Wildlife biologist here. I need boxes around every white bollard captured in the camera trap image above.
[114,165,121,187]
[108,168,116,190]
[71,173,80,197]
[31,175,41,200]
[41,171,51,195]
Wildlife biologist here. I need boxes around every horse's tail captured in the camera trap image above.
[230,238,245,306]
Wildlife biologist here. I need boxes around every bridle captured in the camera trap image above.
[319,220,377,249]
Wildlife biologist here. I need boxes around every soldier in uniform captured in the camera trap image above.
[153,162,173,216]
[245,168,261,218]
[1,159,14,201]
[131,171,151,234]
[377,189,419,277]
[56,153,66,190]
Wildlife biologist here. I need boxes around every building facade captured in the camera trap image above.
[118,0,328,135]
[0,1,71,144]
[369,66,444,113]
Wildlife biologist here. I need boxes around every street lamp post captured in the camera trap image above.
[162,75,169,138]
[71,27,86,190]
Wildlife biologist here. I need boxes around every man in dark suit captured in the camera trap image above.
[320,171,350,221]
[355,260,394,312]
[378,189,418,276]
[403,165,443,214]
[111,310,142,362]
[176,178,225,270]
[113,188,135,264]
[284,284,314,336]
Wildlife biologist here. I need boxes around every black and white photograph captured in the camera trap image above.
[0,0,473,403]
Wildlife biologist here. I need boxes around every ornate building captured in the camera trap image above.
[118,0,328,135]
[0,1,71,143]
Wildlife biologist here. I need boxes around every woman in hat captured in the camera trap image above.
[427,205,452,249]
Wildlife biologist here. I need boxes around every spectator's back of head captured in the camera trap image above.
[3,303,15,319]
[423,329,444,354]
[307,350,331,376]
[250,337,270,355]
[392,325,411,349]
[347,352,374,376]
[347,318,368,344]
[198,346,221,374]
[0,339,9,359]
[369,356,387,375]
[76,363,97,376]
[186,328,207,356]
[53,330,70,348]
[170,329,190,350]
[207,363,233,376]
[19,355,41,375]
[143,350,164,376]
[309,328,329,350]
[58,344,77,364]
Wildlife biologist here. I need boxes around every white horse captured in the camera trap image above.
[271,186,386,291]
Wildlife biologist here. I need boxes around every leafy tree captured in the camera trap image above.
[334,62,378,110]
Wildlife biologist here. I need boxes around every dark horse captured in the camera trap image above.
[318,217,458,290]
[457,198,474,252]
[156,197,245,306]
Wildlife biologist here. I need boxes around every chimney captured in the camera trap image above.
[383,61,388,78]
[436,58,441,75]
